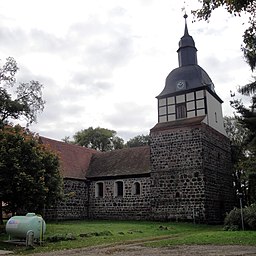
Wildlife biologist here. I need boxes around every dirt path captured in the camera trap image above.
[25,242,256,256]
[5,235,256,256]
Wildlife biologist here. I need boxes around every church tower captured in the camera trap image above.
[150,15,235,223]
[157,14,226,134]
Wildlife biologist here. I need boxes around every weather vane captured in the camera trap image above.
[182,0,188,20]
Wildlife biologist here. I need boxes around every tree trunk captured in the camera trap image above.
[0,201,3,224]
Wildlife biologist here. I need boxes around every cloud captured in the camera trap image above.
[108,6,127,17]
[105,101,155,131]
[0,27,28,55]
[104,101,155,141]
[69,73,114,98]
[0,0,252,143]
[29,29,71,53]
[68,18,134,70]
[85,36,133,68]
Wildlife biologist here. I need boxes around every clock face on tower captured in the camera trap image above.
[176,80,186,90]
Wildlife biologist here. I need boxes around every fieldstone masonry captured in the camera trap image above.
[45,179,89,220]
[202,125,235,222]
[41,18,235,224]
[89,177,151,220]
[44,119,234,224]
[44,120,234,224]
[150,120,234,223]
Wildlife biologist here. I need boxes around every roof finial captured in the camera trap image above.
[182,0,189,36]
[183,12,189,36]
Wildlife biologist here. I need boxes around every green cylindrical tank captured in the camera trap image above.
[6,213,46,240]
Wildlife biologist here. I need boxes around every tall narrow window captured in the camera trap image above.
[215,112,218,123]
[115,181,124,197]
[176,103,187,119]
[133,182,141,195]
[95,182,104,198]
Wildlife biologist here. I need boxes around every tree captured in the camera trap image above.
[193,1,256,137]
[62,136,72,144]
[0,125,63,222]
[0,57,45,127]
[194,1,256,205]
[230,97,256,151]
[193,0,256,71]
[224,116,249,146]
[232,148,256,206]
[224,116,256,205]
[231,98,256,205]
[126,134,150,148]
[73,127,124,151]
[112,136,125,150]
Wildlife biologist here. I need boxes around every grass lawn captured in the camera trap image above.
[0,220,255,254]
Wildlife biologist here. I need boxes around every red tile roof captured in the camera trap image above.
[87,146,151,178]
[40,137,97,180]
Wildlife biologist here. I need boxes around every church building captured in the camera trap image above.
[42,16,235,223]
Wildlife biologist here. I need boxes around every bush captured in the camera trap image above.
[0,225,6,234]
[224,208,242,230]
[46,233,77,242]
[79,231,112,238]
[244,204,256,230]
[224,204,256,230]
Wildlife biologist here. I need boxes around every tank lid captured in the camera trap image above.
[26,213,36,217]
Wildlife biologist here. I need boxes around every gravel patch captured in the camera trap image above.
[22,244,256,256]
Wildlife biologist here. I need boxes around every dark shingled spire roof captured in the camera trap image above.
[157,14,216,99]
[177,13,198,67]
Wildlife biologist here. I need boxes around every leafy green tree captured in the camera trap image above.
[112,136,124,150]
[73,127,124,151]
[232,151,256,206]
[230,97,256,151]
[224,116,249,147]
[193,0,256,71]
[194,2,256,145]
[195,1,256,206]
[224,116,256,205]
[0,57,45,127]
[224,116,246,195]
[0,125,63,222]
[61,136,74,144]
[126,134,150,148]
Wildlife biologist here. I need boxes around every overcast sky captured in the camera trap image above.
[0,0,253,142]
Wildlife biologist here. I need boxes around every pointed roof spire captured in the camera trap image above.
[157,13,216,99]
[177,14,198,67]
[183,13,189,36]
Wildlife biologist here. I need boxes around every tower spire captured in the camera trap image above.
[177,14,198,67]
[184,13,189,36]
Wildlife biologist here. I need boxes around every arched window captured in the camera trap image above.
[114,181,124,197]
[133,182,141,195]
[95,182,104,198]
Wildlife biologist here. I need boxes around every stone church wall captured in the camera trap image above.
[201,124,235,222]
[150,125,206,221]
[88,176,151,220]
[44,178,89,220]
[44,124,234,223]
[150,122,234,223]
